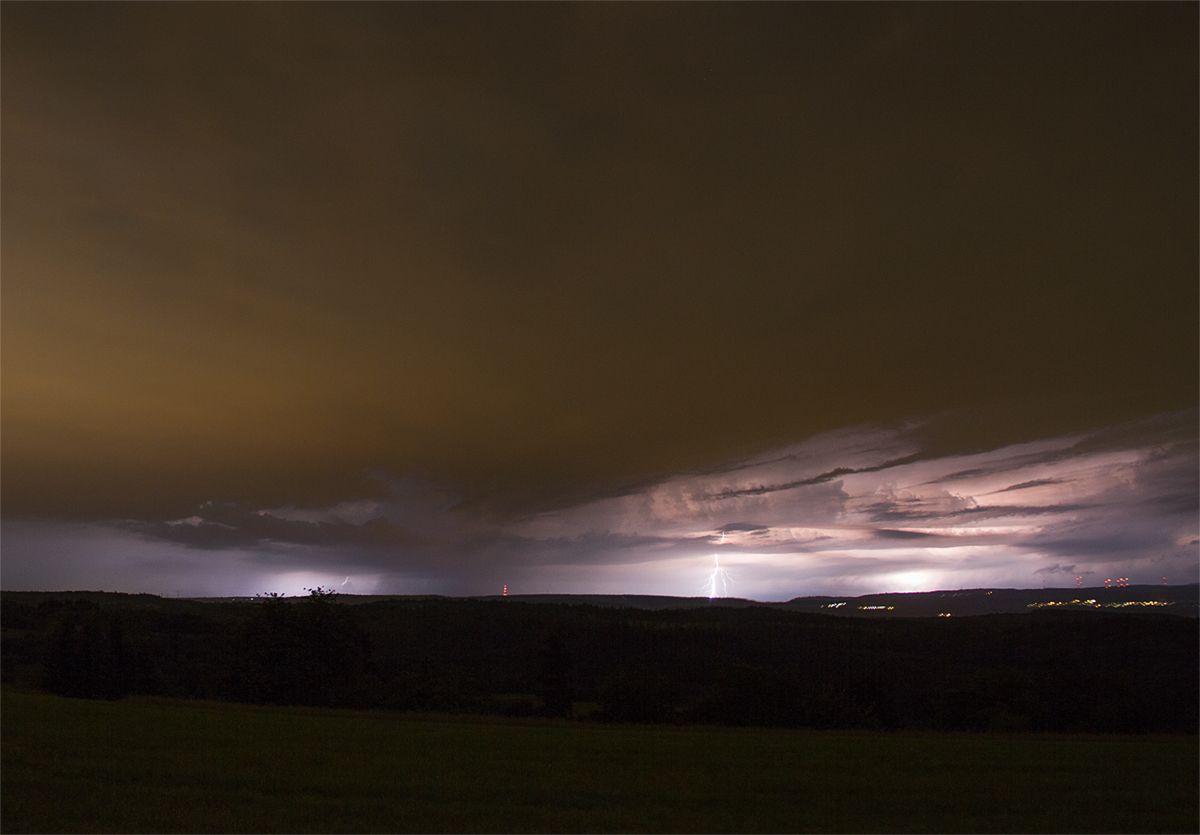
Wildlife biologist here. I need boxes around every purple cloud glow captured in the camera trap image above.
[3,411,1194,599]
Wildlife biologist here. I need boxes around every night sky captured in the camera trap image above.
[3,3,1196,599]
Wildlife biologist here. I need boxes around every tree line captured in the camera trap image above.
[2,590,1195,734]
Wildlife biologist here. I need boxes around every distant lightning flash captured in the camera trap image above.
[704,554,733,598]
[702,533,735,598]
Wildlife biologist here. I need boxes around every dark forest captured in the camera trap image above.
[2,590,1195,735]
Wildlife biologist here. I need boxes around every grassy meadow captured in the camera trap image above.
[2,687,1196,833]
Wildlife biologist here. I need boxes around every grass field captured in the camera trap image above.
[2,687,1196,833]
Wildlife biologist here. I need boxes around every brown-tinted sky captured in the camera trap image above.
[3,3,1196,550]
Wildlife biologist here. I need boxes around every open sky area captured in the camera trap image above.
[3,3,1196,600]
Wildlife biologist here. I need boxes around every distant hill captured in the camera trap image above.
[6,584,1195,617]
[772,584,1199,618]
[220,584,1197,617]
[473,585,1199,617]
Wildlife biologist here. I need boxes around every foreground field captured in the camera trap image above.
[2,688,1196,833]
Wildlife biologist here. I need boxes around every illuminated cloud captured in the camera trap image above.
[4,411,1192,599]
[2,6,1195,600]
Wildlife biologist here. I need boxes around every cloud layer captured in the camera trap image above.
[5,411,1195,599]
[3,4,1195,524]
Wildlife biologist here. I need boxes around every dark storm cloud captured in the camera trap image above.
[717,522,771,533]
[701,455,927,501]
[873,529,939,541]
[122,502,427,551]
[992,479,1065,493]
[1022,500,1196,564]
[1033,564,1077,576]
[865,501,1095,524]
[123,494,695,575]
[1025,526,1181,563]
[1013,446,1197,566]
[921,459,1066,489]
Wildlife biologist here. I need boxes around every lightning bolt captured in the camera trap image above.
[702,550,734,599]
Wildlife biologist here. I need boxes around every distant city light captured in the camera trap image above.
[1026,599,1172,610]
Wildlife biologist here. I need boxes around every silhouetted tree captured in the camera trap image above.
[235,588,372,706]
